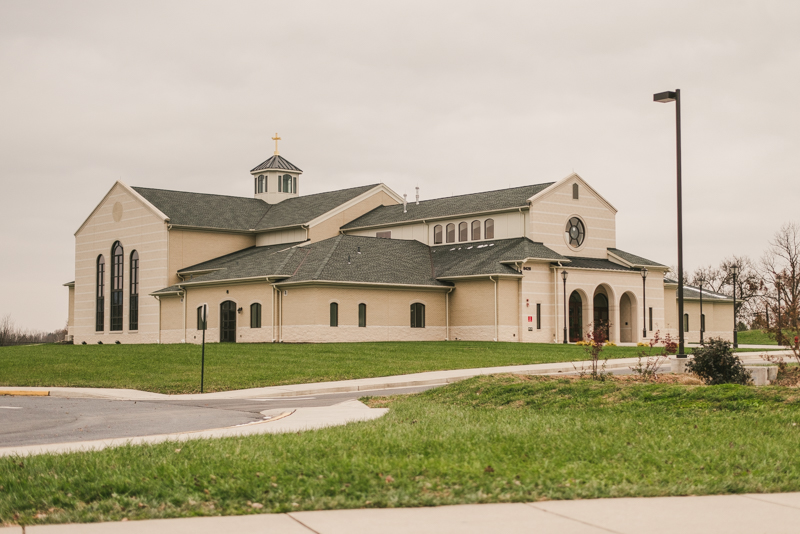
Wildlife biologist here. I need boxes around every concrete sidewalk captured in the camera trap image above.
[1,350,789,402]
[6,492,799,533]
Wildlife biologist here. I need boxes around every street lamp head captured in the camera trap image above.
[641,267,648,279]
[653,91,677,103]
[561,270,568,281]
[731,265,740,275]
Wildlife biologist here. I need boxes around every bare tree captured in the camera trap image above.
[0,314,13,346]
[685,256,764,328]
[760,222,800,340]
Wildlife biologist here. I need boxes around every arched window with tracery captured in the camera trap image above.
[471,220,481,240]
[485,218,495,239]
[433,225,443,244]
[446,223,455,243]
[96,255,105,332]
[110,241,124,331]
[129,250,139,330]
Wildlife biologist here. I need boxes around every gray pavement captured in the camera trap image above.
[7,492,800,533]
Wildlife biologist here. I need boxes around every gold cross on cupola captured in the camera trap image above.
[272,133,281,155]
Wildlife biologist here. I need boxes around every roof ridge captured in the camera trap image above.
[132,186,263,202]
[389,182,554,207]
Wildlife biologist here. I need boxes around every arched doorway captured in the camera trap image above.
[569,291,583,342]
[593,292,609,341]
[220,300,237,343]
[620,293,632,343]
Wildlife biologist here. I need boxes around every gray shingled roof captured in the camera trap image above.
[250,155,303,173]
[341,183,554,229]
[564,257,636,272]
[132,184,380,232]
[177,242,306,284]
[607,248,666,268]
[253,184,380,230]
[663,279,733,301]
[432,238,566,278]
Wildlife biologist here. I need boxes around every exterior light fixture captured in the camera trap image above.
[561,270,568,344]
[654,88,686,357]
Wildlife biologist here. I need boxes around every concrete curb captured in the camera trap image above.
[1,350,792,402]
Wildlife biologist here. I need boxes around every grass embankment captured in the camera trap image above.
[0,342,650,394]
[736,330,778,345]
[3,374,800,526]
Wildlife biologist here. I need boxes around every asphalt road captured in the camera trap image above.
[0,385,438,448]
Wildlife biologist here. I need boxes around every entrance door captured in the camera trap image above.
[220,300,237,343]
[568,291,583,342]
[593,293,609,341]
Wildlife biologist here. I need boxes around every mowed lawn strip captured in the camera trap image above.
[736,329,779,345]
[0,342,650,394]
[2,375,800,526]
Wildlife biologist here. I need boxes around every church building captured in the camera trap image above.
[65,139,733,345]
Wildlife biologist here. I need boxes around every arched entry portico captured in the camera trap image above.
[592,284,616,342]
[568,290,583,342]
[619,291,639,343]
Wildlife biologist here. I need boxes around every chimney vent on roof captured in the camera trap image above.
[347,254,351,265]
[403,194,407,213]
[415,186,419,205]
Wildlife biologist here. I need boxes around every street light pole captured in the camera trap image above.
[562,270,568,344]
[776,277,782,345]
[641,268,648,340]
[731,265,739,348]
[654,89,686,357]
[698,278,704,345]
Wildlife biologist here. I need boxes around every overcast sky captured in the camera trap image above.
[1,0,799,331]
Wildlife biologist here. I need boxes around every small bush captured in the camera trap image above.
[686,338,751,385]
[605,341,617,347]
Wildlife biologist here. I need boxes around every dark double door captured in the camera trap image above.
[220,300,237,343]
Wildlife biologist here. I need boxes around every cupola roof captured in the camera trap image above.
[250,154,303,173]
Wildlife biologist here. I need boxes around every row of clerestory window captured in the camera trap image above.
[330,302,425,328]
[96,242,139,332]
[254,174,297,194]
[433,218,494,245]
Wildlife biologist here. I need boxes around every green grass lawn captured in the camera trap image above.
[0,342,653,394]
[736,330,779,345]
[2,374,800,526]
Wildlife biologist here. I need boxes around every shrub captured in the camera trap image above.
[605,341,617,347]
[685,337,751,385]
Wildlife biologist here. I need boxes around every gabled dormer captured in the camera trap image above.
[251,134,303,204]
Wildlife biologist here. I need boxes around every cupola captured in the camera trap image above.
[250,133,303,204]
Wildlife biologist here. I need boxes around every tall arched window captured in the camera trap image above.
[330,302,338,327]
[433,225,443,244]
[110,242,123,331]
[485,218,495,239]
[684,313,690,332]
[358,303,367,327]
[250,303,262,328]
[410,303,425,328]
[282,174,293,193]
[458,222,468,241]
[471,220,481,240]
[96,255,105,332]
[129,250,139,330]
[446,223,455,243]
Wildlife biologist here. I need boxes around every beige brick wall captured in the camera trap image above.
[183,283,275,344]
[309,191,399,243]
[168,229,255,285]
[670,298,734,343]
[73,183,168,345]
[449,278,520,341]
[529,178,616,259]
[279,285,447,343]
[66,286,75,338]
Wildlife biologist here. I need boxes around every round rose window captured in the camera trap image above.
[565,217,585,248]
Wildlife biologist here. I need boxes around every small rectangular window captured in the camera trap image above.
[648,307,653,331]
[358,303,367,327]
[684,313,689,332]
[376,231,391,239]
[536,303,541,329]
[250,303,262,329]
[330,302,338,327]
[573,183,579,199]
[197,306,207,330]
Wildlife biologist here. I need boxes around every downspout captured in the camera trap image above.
[515,262,522,342]
[154,296,161,344]
[553,263,563,343]
[490,276,498,341]
[446,287,454,340]
[180,287,186,343]
[278,287,283,342]
[270,281,276,342]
